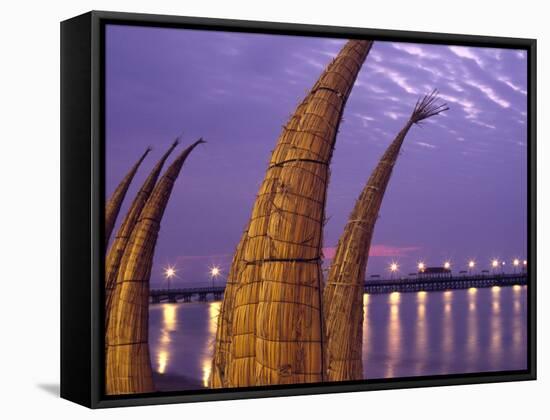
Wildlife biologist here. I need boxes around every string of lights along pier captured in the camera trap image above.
[149,257,528,304]
[386,258,527,278]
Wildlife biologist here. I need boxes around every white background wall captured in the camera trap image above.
[0,0,547,418]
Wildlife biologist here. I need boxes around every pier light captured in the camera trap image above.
[491,259,499,268]
[164,266,176,279]
[468,260,475,269]
[164,265,177,291]
[210,265,221,288]
[513,259,520,267]
[443,261,451,270]
[418,262,425,272]
[390,262,399,272]
[523,260,527,266]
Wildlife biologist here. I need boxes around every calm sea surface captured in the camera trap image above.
[149,285,528,389]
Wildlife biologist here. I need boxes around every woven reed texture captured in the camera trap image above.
[105,141,178,328]
[227,99,310,387]
[105,139,204,395]
[210,227,249,388]
[225,137,293,386]
[104,148,150,248]
[324,92,448,382]
[222,40,373,387]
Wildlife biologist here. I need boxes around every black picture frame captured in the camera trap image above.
[60,10,537,409]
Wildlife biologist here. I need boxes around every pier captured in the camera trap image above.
[361,272,527,294]
[149,272,528,303]
[150,286,225,304]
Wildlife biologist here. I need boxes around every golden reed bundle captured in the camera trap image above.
[217,40,373,387]
[104,148,150,247]
[105,140,179,328]
[226,100,313,387]
[210,227,249,388]
[105,139,204,395]
[324,90,448,382]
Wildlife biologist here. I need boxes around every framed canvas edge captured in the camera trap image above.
[60,9,537,409]
[60,11,94,408]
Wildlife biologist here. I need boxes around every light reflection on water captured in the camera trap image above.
[441,290,454,373]
[149,286,527,390]
[386,292,402,378]
[467,287,478,369]
[490,286,503,370]
[415,291,428,376]
[201,302,221,387]
[362,294,371,360]
[512,286,523,352]
[157,304,177,374]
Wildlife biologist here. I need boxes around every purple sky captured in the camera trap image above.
[105,24,527,288]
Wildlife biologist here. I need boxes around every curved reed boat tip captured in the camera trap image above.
[104,147,151,247]
[411,90,449,124]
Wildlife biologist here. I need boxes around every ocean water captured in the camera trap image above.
[149,285,528,390]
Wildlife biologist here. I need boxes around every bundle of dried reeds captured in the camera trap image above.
[105,148,150,247]
[324,90,448,382]
[227,99,312,387]
[210,226,249,388]
[105,140,179,328]
[222,40,373,387]
[105,138,204,395]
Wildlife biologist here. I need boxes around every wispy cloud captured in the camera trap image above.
[384,111,401,120]
[415,141,437,149]
[439,93,480,120]
[465,80,511,108]
[370,51,383,63]
[498,76,527,95]
[448,46,484,68]
[484,48,502,61]
[415,63,443,77]
[353,113,376,127]
[472,120,496,130]
[448,82,464,92]
[292,52,324,69]
[368,63,418,94]
[392,43,440,59]
[353,112,375,121]
[365,84,387,94]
